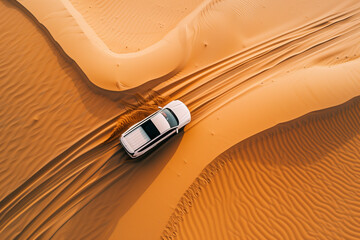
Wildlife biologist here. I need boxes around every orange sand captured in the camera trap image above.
[16,0,359,90]
[1,0,360,239]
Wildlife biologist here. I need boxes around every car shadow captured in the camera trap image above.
[52,131,185,238]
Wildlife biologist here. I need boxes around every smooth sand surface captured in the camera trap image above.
[1,0,360,239]
[69,0,204,53]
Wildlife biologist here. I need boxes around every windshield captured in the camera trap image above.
[161,109,178,128]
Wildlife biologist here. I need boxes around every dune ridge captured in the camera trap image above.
[16,0,360,90]
[16,0,211,90]
[162,96,360,239]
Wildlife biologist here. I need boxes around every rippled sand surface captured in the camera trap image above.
[1,0,360,239]
[163,97,360,239]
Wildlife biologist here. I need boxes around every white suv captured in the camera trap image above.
[120,100,191,158]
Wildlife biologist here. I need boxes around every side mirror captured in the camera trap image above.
[176,128,179,134]
[158,106,162,109]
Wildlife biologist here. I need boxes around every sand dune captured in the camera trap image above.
[1,0,360,239]
[16,0,360,90]
[112,59,360,239]
[163,97,360,239]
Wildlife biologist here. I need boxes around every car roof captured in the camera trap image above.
[151,113,171,133]
[122,112,172,153]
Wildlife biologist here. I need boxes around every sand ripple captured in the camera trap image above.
[163,97,360,239]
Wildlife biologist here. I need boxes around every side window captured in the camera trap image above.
[138,129,176,152]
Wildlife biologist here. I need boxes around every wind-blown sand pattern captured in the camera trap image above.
[162,97,360,239]
[1,0,360,239]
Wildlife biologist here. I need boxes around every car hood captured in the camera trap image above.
[164,100,191,126]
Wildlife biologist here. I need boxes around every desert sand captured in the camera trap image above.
[163,96,360,239]
[1,0,360,239]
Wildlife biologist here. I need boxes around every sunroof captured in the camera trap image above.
[141,120,160,140]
